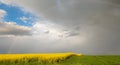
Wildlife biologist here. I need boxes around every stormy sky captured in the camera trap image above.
[0,0,120,54]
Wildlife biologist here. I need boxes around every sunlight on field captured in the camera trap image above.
[0,53,82,62]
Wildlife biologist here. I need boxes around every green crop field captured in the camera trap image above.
[0,54,120,65]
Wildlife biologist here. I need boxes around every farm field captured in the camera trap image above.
[0,53,120,65]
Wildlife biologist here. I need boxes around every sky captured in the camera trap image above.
[0,0,120,54]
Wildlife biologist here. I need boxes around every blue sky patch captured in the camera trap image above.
[0,3,36,27]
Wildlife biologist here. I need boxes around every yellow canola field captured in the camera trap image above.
[0,53,82,62]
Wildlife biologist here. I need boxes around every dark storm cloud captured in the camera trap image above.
[0,0,120,54]
[105,0,120,5]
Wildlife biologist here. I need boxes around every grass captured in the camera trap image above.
[0,53,120,65]
[60,55,120,65]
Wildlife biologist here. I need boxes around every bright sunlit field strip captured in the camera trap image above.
[0,53,82,62]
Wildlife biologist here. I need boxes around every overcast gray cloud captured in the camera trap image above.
[0,0,120,54]
[0,37,14,53]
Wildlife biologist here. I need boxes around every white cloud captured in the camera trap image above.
[0,0,12,5]
[32,20,80,39]
[20,16,29,23]
[0,9,6,21]
[0,22,32,36]
[32,21,66,39]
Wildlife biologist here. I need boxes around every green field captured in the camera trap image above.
[61,55,120,65]
[0,55,120,65]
